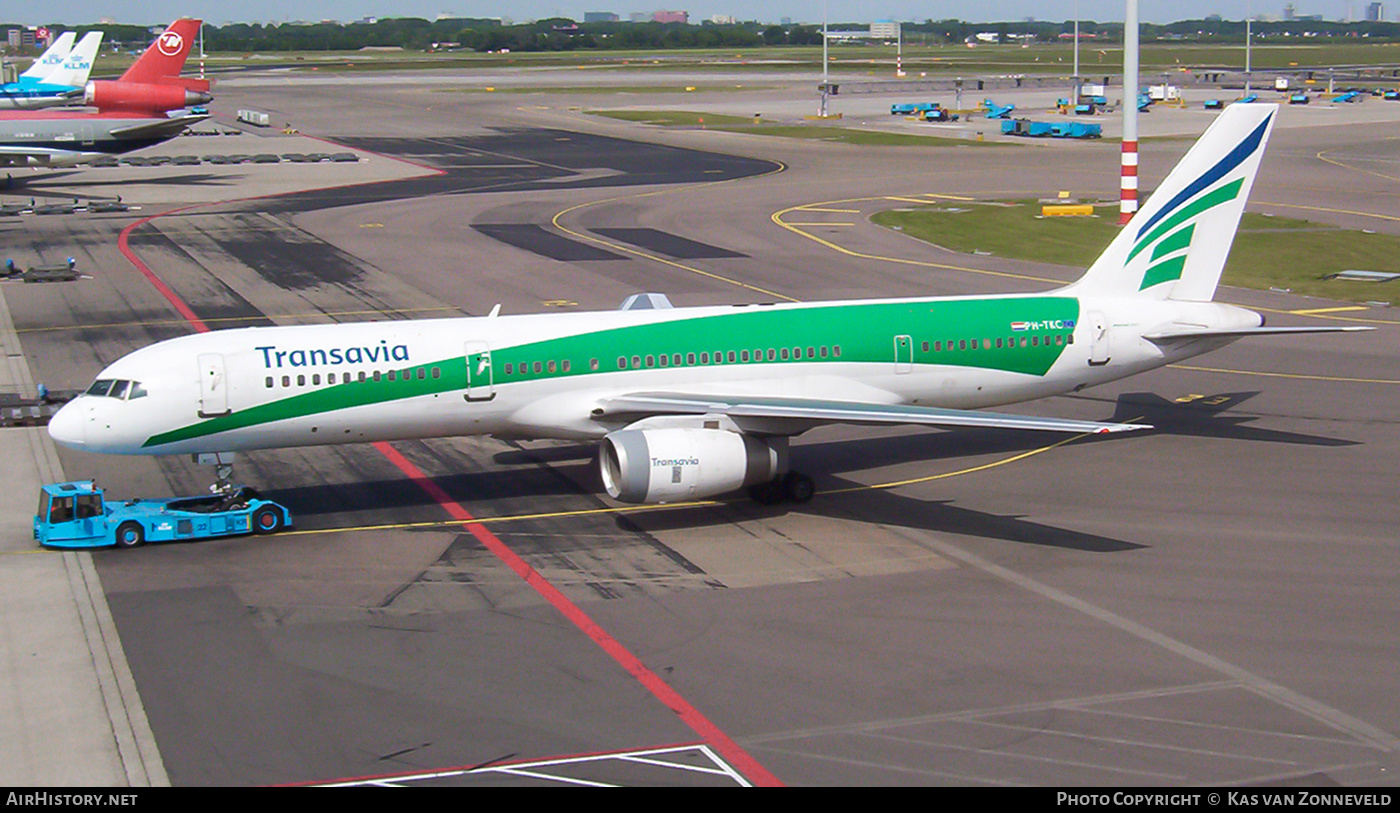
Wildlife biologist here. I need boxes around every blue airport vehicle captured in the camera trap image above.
[1002,120,1099,139]
[1289,93,1309,104]
[983,99,1015,118]
[1204,99,1224,109]
[1074,104,1096,115]
[922,107,958,122]
[890,103,917,115]
[1236,94,1259,104]
[1330,91,1361,103]
[34,480,292,549]
[1383,90,1399,101]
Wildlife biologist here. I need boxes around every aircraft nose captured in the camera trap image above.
[47,400,86,450]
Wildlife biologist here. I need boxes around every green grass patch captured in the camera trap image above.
[592,109,757,126]
[444,84,774,94]
[873,202,1400,305]
[590,109,997,146]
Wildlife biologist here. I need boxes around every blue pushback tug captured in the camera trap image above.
[34,481,292,549]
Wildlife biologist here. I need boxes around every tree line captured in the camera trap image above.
[5,16,1399,56]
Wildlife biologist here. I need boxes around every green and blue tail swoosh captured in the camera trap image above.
[1067,103,1277,302]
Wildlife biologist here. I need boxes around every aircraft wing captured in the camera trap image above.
[597,392,1151,435]
[1144,325,1371,343]
[108,112,209,140]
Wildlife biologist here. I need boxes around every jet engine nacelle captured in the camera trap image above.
[84,81,212,113]
[599,428,786,504]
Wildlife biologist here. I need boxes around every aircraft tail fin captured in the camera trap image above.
[19,31,76,80]
[119,19,203,87]
[42,32,103,88]
[1065,103,1277,303]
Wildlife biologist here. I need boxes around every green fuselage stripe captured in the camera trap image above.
[144,296,1080,448]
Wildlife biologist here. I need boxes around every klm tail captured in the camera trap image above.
[42,32,103,89]
[1066,103,1277,302]
[18,32,76,81]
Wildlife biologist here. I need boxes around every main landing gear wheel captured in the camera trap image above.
[782,471,816,503]
[748,472,816,505]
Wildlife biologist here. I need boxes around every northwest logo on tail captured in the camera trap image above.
[1125,113,1273,291]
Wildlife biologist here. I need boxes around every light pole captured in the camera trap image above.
[1119,0,1140,225]
[1072,0,1081,103]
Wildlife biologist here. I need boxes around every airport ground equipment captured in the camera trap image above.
[3,257,78,282]
[34,480,292,549]
[983,99,1015,118]
[1330,91,1362,103]
[1001,119,1100,139]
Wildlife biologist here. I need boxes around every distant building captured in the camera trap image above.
[1283,3,1295,20]
[1367,2,1384,21]
[652,10,689,24]
[584,12,620,22]
[709,14,736,24]
[6,28,36,49]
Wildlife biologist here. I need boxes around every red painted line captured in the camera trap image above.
[371,441,784,787]
[114,141,782,788]
[117,208,211,334]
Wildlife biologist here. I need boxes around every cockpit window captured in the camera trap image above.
[84,379,145,400]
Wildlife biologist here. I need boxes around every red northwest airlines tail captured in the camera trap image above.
[119,18,208,91]
[84,18,211,113]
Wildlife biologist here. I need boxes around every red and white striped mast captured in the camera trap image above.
[1119,0,1140,225]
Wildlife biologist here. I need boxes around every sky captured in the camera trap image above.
[1,1,1372,28]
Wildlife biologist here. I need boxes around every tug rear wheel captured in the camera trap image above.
[114,522,145,549]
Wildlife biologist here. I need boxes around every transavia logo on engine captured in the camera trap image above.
[1011,319,1076,331]
[652,457,701,467]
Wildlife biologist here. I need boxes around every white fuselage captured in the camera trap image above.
[47,291,1260,458]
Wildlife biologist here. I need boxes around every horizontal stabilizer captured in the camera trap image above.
[1145,325,1372,343]
[600,392,1151,435]
[108,112,209,139]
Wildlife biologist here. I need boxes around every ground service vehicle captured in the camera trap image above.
[34,480,291,549]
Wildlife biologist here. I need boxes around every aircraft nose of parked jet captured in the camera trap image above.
[47,400,85,450]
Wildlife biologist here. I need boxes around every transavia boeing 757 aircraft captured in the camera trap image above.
[48,104,1363,505]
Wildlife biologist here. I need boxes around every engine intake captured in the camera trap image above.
[600,428,786,504]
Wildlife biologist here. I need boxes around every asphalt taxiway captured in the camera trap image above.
[2,65,1398,786]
